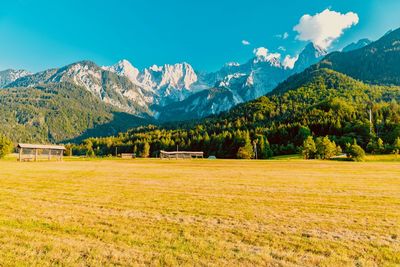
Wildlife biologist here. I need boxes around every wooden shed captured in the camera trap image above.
[160,150,204,159]
[17,143,66,162]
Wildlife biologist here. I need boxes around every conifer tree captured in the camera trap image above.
[0,135,13,159]
[302,136,316,159]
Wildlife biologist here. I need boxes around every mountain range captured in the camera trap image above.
[0,27,398,143]
[1,41,328,119]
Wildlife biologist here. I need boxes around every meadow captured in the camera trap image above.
[0,157,399,266]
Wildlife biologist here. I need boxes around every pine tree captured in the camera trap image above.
[377,138,385,154]
[393,137,400,156]
[264,138,273,158]
[237,132,253,159]
[0,135,13,159]
[348,143,366,162]
[141,142,150,158]
[302,136,316,159]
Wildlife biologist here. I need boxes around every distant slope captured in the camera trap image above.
[270,66,368,96]
[318,27,400,85]
[223,68,374,126]
[0,69,31,88]
[342,38,372,52]
[0,82,149,143]
[155,87,242,122]
[8,61,152,116]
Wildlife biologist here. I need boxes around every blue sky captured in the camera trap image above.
[0,0,399,72]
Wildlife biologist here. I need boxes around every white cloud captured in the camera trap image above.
[242,40,250,45]
[283,32,289,39]
[293,9,359,49]
[278,46,286,51]
[275,32,289,39]
[282,55,299,69]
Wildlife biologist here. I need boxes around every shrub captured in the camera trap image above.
[237,145,253,159]
[346,143,366,162]
[393,137,400,155]
[302,136,317,159]
[315,136,341,160]
[141,142,150,158]
[86,148,96,157]
[0,135,13,159]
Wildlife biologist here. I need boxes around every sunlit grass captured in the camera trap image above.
[0,158,399,266]
[365,154,400,162]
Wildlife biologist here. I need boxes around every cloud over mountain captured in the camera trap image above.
[253,47,269,58]
[294,9,359,49]
[282,55,298,69]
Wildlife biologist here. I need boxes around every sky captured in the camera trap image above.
[0,0,399,72]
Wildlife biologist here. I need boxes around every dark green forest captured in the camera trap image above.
[0,82,148,143]
[72,68,400,159]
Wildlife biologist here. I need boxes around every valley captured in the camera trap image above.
[0,28,399,160]
[1,3,400,267]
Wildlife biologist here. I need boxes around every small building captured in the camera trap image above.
[120,153,136,159]
[17,143,66,162]
[160,150,204,159]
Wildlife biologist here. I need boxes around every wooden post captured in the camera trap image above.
[19,148,22,162]
[34,148,38,162]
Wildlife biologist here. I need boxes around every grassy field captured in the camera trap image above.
[0,158,399,266]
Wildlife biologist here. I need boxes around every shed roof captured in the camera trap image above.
[17,143,66,150]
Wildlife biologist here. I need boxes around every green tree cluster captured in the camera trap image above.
[0,135,13,159]
[302,136,341,160]
[346,141,366,162]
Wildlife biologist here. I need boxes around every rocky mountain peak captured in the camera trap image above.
[0,69,32,88]
[293,42,327,73]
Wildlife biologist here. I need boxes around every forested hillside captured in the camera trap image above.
[76,68,400,158]
[319,28,400,85]
[0,82,149,143]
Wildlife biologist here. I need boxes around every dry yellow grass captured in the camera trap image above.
[0,158,399,266]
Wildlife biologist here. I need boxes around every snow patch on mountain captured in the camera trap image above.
[104,60,203,105]
[102,59,140,85]
[253,47,282,66]
[283,55,299,69]
[0,69,32,88]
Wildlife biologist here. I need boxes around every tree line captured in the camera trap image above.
[66,69,400,160]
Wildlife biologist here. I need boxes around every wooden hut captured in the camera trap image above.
[160,150,204,159]
[17,143,66,162]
